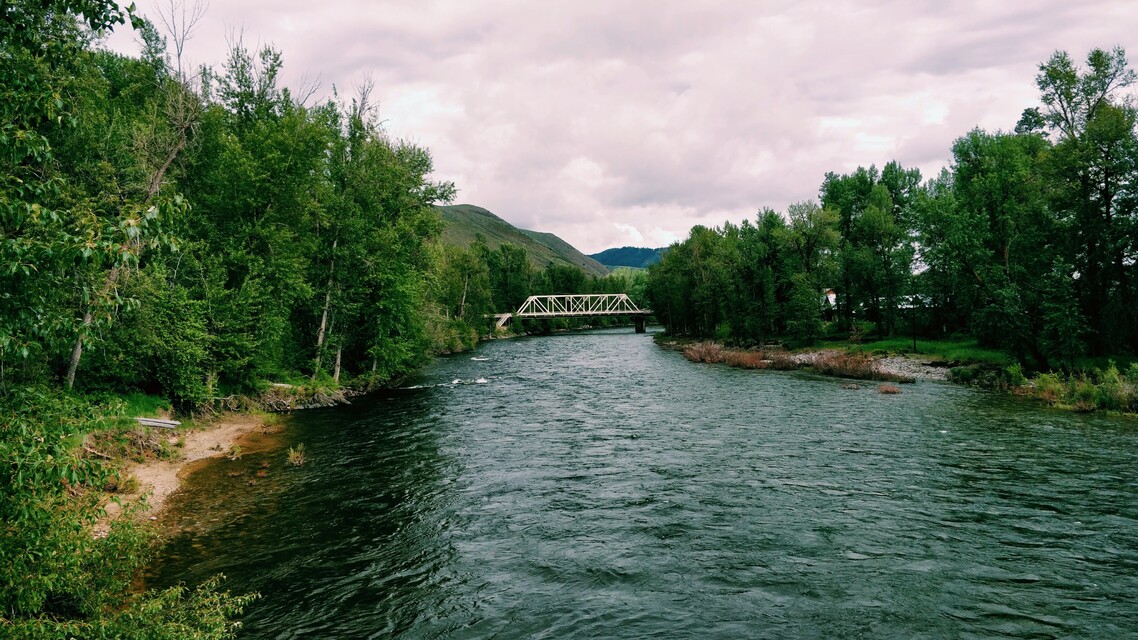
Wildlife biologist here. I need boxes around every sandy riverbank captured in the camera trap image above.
[103,414,275,524]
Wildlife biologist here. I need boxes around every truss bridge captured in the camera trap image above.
[494,294,652,332]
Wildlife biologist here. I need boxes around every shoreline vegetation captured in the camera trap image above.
[658,335,1138,417]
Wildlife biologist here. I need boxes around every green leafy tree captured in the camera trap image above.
[922,129,1062,367]
[1022,47,1138,354]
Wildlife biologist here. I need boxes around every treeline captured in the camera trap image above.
[648,47,1138,371]
[3,11,458,409]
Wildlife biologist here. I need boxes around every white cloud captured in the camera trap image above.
[106,0,1138,253]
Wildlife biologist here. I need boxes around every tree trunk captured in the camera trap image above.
[458,273,469,319]
[65,96,193,389]
[313,238,338,376]
[332,345,342,383]
[65,262,122,389]
[64,311,93,389]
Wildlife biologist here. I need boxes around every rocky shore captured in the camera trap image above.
[787,349,950,381]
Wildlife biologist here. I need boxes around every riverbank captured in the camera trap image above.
[94,414,278,536]
[658,336,1137,416]
[664,338,949,384]
[130,415,270,516]
[790,348,950,382]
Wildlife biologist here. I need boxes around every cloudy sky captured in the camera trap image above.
[106,1,1137,254]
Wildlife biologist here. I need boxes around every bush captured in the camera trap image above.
[1005,363,1027,387]
[949,365,978,385]
[1071,376,1097,412]
[812,352,914,383]
[1033,372,1064,403]
[1093,363,1130,411]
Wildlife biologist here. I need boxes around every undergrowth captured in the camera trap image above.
[951,361,1138,415]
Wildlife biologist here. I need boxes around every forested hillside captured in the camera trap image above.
[589,246,665,269]
[437,203,608,276]
[648,47,1138,373]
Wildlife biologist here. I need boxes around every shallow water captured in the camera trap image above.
[148,328,1138,638]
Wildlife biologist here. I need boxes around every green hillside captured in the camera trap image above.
[588,246,666,269]
[437,204,608,277]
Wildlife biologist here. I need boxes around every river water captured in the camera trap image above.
[147,328,1138,639]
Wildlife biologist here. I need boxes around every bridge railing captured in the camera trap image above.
[514,294,648,318]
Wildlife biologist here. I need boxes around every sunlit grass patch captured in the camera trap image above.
[853,337,1011,365]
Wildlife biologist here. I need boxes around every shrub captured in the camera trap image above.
[812,352,914,383]
[1094,363,1129,411]
[949,366,978,384]
[1071,376,1097,412]
[1005,363,1027,387]
[1033,372,1064,404]
[682,342,724,364]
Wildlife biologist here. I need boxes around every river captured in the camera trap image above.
[147,328,1138,639]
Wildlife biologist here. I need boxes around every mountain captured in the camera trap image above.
[436,204,608,277]
[588,246,666,269]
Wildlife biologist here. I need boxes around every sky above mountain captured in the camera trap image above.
[106,1,1137,254]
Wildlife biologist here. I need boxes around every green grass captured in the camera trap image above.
[118,391,172,417]
[438,204,608,276]
[1072,354,1138,373]
[844,337,1012,365]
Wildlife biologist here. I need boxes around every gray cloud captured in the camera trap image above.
[107,0,1138,253]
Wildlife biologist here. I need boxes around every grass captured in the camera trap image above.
[287,444,306,466]
[119,391,172,417]
[1072,353,1138,373]
[839,337,1012,366]
[682,342,796,370]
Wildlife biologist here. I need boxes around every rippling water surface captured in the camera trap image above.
[148,329,1138,638]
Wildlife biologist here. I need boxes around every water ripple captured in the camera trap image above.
[148,330,1138,639]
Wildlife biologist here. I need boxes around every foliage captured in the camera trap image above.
[0,388,252,634]
[287,443,306,466]
[809,351,914,383]
[649,46,1138,383]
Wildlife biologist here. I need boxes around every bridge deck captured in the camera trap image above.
[514,294,650,318]
[495,294,651,328]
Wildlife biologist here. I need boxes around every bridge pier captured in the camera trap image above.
[634,316,646,333]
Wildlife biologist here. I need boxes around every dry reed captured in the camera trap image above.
[811,352,914,383]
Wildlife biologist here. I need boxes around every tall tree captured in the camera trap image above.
[1022,47,1138,353]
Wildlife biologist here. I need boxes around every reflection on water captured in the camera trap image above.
[148,329,1138,639]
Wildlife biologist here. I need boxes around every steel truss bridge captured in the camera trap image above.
[494,294,652,332]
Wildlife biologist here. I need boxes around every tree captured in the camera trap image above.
[820,163,917,337]
[930,129,1062,367]
[1024,47,1138,354]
